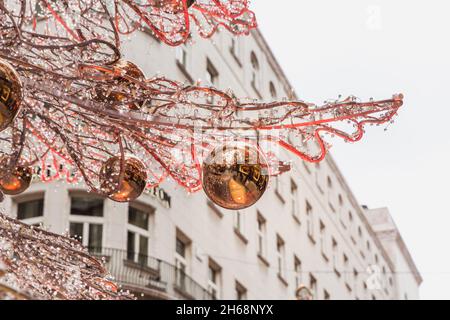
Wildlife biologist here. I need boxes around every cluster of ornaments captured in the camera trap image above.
[0,57,268,209]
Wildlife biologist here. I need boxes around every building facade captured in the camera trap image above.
[0,27,422,300]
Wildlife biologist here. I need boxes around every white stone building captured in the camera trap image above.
[0,26,422,300]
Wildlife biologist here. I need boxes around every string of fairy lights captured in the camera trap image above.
[0,0,405,300]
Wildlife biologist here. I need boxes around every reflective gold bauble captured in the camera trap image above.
[95,60,146,110]
[152,0,195,13]
[0,159,32,196]
[0,59,23,132]
[99,156,147,203]
[202,144,269,210]
[295,285,314,301]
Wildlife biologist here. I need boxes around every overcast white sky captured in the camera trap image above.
[252,0,450,300]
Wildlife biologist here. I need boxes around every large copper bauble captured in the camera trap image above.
[0,158,32,196]
[0,59,22,132]
[95,60,146,110]
[99,156,147,203]
[202,144,269,210]
[152,0,195,13]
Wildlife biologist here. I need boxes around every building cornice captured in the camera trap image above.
[251,29,297,99]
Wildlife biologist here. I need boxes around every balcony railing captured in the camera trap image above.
[88,247,214,300]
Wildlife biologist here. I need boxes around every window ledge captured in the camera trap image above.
[292,214,301,225]
[229,49,243,68]
[275,189,285,204]
[277,273,289,287]
[257,253,270,267]
[308,234,316,245]
[251,81,263,99]
[334,268,341,278]
[234,228,248,245]
[207,201,223,219]
[345,283,352,293]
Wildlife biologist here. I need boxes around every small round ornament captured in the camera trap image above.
[0,158,32,196]
[99,156,147,202]
[0,59,23,132]
[95,60,146,110]
[295,285,314,301]
[202,143,269,210]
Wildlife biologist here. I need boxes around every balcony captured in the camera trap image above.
[89,247,213,300]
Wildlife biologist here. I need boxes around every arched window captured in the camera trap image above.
[250,51,261,94]
[269,82,277,99]
[250,51,259,70]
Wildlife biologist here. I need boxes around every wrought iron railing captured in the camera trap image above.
[88,247,213,300]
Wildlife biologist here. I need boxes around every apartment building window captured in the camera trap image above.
[327,176,333,189]
[230,38,242,66]
[338,194,343,206]
[276,235,286,280]
[234,210,244,234]
[343,253,350,287]
[175,232,190,291]
[69,195,104,254]
[324,290,330,300]
[250,51,261,96]
[233,211,247,243]
[367,240,371,251]
[207,200,223,218]
[306,200,315,243]
[274,176,285,203]
[17,197,44,222]
[294,256,302,288]
[235,281,247,300]
[127,204,153,264]
[70,196,103,217]
[309,274,317,299]
[332,237,340,277]
[176,46,188,69]
[291,178,300,221]
[358,226,362,238]
[208,260,221,299]
[269,82,277,99]
[319,220,328,261]
[205,59,219,104]
[176,46,193,83]
[257,213,267,260]
[206,59,219,86]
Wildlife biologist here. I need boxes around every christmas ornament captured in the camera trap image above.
[202,143,269,210]
[295,285,314,301]
[0,158,32,196]
[0,59,22,133]
[99,156,147,202]
[94,60,146,110]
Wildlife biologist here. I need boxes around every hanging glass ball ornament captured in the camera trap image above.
[95,60,146,110]
[0,59,23,133]
[202,143,269,210]
[152,0,195,13]
[99,156,147,203]
[0,158,32,196]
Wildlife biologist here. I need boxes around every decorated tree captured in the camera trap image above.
[0,0,404,299]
